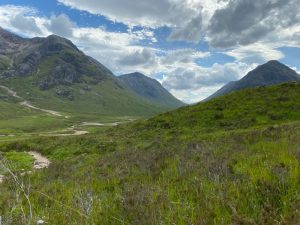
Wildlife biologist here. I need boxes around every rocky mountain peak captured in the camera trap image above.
[205,60,300,101]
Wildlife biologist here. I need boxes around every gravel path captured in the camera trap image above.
[28,151,51,170]
[0,85,63,117]
[20,101,62,117]
[0,152,50,184]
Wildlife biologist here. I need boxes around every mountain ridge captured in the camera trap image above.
[205,60,300,101]
[119,72,185,107]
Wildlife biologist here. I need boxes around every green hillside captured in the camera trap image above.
[130,82,300,138]
[0,28,182,119]
[0,83,299,224]
[1,76,171,117]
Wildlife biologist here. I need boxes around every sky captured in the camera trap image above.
[0,0,300,103]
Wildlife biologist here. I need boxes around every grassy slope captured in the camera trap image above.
[0,48,177,118]
[0,76,176,119]
[0,83,300,224]
[136,82,300,136]
[0,76,170,134]
[0,96,71,134]
[0,89,71,134]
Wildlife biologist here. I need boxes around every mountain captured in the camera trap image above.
[0,28,181,117]
[119,72,185,108]
[205,60,300,101]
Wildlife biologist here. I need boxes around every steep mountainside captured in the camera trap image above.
[206,60,300,100]
[0,28,180,117]
[119,72,185,107]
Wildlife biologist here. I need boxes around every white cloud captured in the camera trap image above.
[162,49,210,65]
[226,42,285,64]
[57,0,203,28]
[168,13,203,43]
[170,85,222,103]
[57,0,230,44]
[161,62,255,102]
[117,48,157,66]
[10,13,42,35]
[0,5,42,36]
[207,0,300,48]
[46,14,75,37]
[161,60,257,103]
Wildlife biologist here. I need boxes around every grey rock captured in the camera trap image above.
[55,86,74,101]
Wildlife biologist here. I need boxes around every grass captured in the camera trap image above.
[0,83,299,224]
[0,72,173,135]
[0,72,178,118]
[0,85,140,135]
[0,151,34,172]
[1,123,299,224]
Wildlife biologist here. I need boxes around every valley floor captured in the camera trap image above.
[0,85,63,117]
[0,122,299,225]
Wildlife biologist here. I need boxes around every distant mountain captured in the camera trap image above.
[206,60,300,101]
[0,28,182,117]
[119,72,185,108]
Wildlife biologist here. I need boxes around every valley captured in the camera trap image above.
[0,84,131,139]
[0,27,299,225]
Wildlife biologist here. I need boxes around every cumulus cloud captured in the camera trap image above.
[162,49,210,65]
[47,14,75,37]
[57,0,202,28]
[56,0,230,44]
[0,5,43,36]
[56,0,300,50]
[117,48,157,66]
[162,62,253,90]
[10,13,42,35]
[161,62,256,102]
[70,27,160,74]
[168,13,203,43]
[208,0,300,48]
[226,42,285,64]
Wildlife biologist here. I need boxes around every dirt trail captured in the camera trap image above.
[28,151,50,170]
[0,152,50,184]
[44,121,124,137]
[79,121,124,127]
[0,85,63,117]
[46,130,89,137]
[0,85,22,99]
[20,101,62,117]
[80,122,105,126]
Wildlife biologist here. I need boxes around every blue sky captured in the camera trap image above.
[0,0,299,103]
